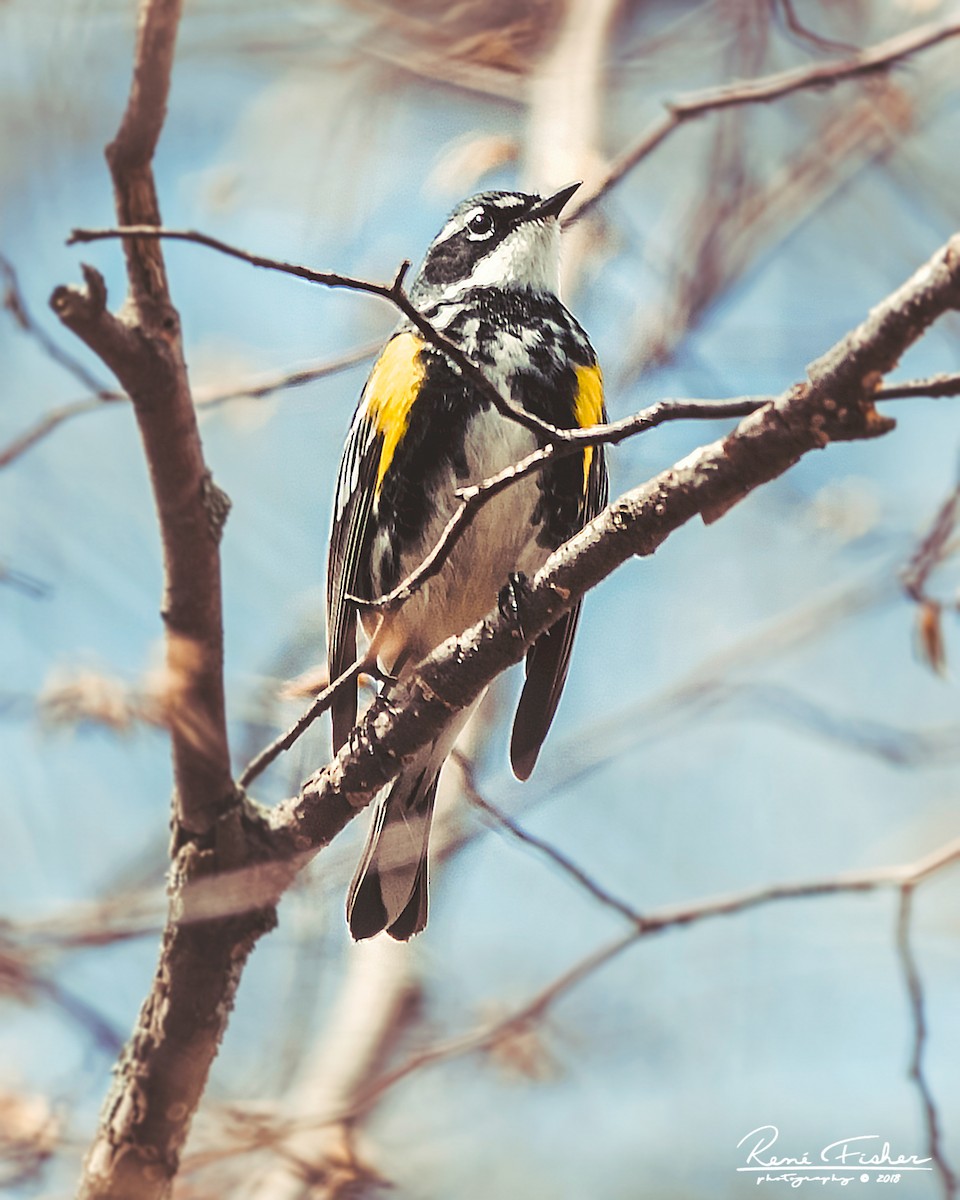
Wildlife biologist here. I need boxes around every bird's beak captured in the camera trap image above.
[525,181,582,222]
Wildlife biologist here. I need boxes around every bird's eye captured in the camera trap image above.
[466,209,496,239]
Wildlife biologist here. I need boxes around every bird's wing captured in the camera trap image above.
[326,401,379,752]
[327,331,427,751]
[510,363,608,781]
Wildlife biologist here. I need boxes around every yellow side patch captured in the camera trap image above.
[574,363,604,491]
[364,332,426,494]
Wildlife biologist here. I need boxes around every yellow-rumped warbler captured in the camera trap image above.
[327,182,607,940]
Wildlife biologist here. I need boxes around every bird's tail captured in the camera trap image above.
[346,747,441,941]
[346,696,480,940]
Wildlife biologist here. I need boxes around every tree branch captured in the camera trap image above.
[66,226,566,443]
[52,20,234,842]
[875,372,960,401]
[0,341,379,472]
[346,835,960,1120]
[237,621,385,790]
[189,833,960,1162]
[455,751,645,925]
[896,888,959,1199]
[1,253,114,397]
[47,4,262,1198]
[569,16,960,222]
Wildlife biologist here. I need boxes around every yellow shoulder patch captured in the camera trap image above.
[363,332,426,494]
[574,363,604,491]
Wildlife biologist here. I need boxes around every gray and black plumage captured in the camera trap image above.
[326,183,608,940]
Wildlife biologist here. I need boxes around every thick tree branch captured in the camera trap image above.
[47,3,253,1198]
[52,8,233,841]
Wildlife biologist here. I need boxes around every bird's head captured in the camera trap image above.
[411,182,580,303]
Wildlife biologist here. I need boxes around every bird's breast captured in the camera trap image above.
[367,404,546,671]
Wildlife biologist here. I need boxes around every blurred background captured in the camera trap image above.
[2,0,960,1196]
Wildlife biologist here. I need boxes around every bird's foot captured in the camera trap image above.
[498,571,532,639]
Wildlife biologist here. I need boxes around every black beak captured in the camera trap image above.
[525,181,581,222]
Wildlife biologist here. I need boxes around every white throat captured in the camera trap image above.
[452,220,562,298]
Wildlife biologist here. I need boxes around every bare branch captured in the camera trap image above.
[455,751,645,925]
[0,395,126,470]
[902,481,960,610]
[53,52,234,845]
[290,363,960,622]
[350,932,635,1118]
[896,888,959,1199]
[350,836,960,1120]
[0,342,378,472]
[1,253,114,397]
[0,561,50,599]
[196,834,960,1158]
[66,225,565,442]
[193,339,379,408]
[48,3,255,1197]
[773,0,858,56]
[569,16,960,222]
[237,626,384,790]
[354,395,767,614]
[877,373,960,401]
[0,939,124,1056]
[900,462,960,674]
[67,224,405,302]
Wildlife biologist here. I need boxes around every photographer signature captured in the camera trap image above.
[737,1125,933,1172]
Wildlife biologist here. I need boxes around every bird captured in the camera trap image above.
[326,182,608,940]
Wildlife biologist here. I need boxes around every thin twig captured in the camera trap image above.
[569,16,960,221]
[193,834,960,1158]
[0,561,51,599]
[193,339,380,409]
[349,837,960,1118]
[237,632,381,790]
[1,253,114,397]
[352,370,958,616]
[877,372,960,401]
[67,227,564,442]
[0,342,379,472]
[901,481,960,606]
[353,394,767,613]
[774,0,859,56]
[0,395,126,469]
[899,459,960,675]
[348,932,636,1117]
[454,751,646,926]
[896,887,959,1199]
